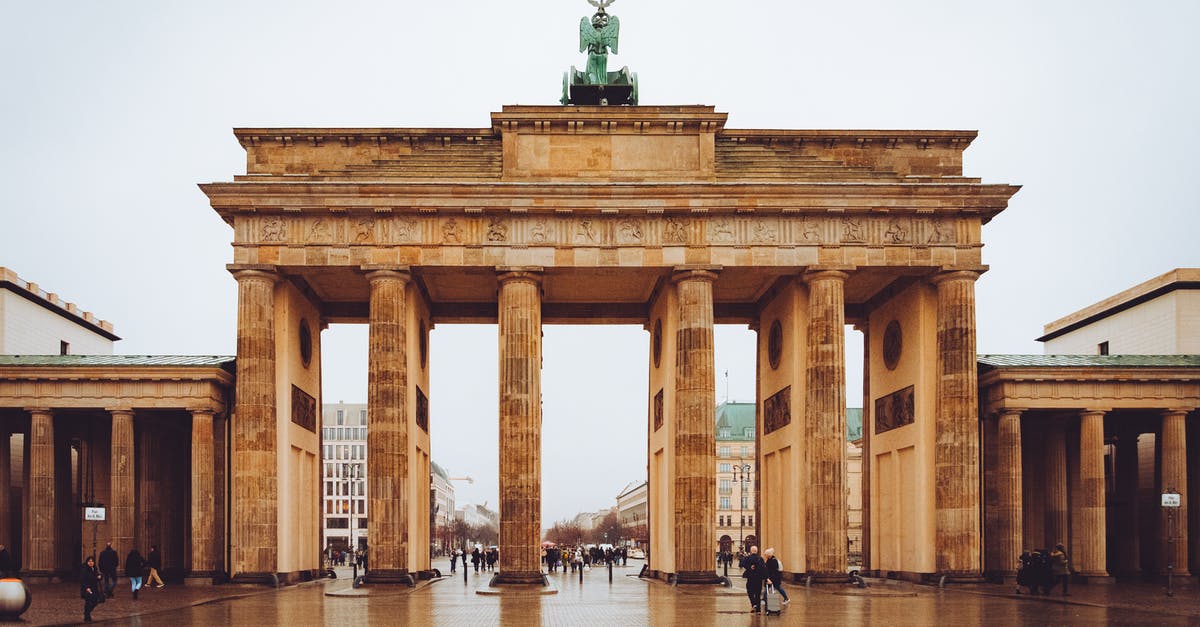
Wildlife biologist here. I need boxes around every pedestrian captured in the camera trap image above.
[450,548,458,573]
[738,545,766,613]
[0,544,13,577]
[472,547,481,572]
[487,548,497,571]
[98,541,119,597]
[1049,543,1071,596]
[125,547,145,600]
[80,555,103,623]
[762,548,790,605]
[146,545,165,588]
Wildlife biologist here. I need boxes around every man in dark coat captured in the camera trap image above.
[738,545,766,613]
[125,548,145,599]
[98,542,119,597]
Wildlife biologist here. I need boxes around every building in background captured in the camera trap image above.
[716,401,757,553]
[321,402,368,552]
[1,267,118,355]
[616,481,648,550]
[431,461,455,554]
[1038,268,1200,355]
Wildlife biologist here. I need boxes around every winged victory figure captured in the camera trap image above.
[580,1,620,85]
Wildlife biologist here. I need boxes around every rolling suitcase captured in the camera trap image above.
[763,581,782,615]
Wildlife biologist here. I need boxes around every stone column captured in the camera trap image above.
[858,323,871,571]
[364,268,411,583]
[109,409,135,557]
[0,426,10,554]
[190,409,216,578]
[1076,409,1109,578]
[671,269,720,584]
[495,269,544,585]
[1159,409,1190,576]
[1114,430,1140,575]
[1043,421,1069,549]
[229,266,278,582]
[803,269,849,580]
[931,270,983,578]
[996,409,1023,578]
[26,408,55,578]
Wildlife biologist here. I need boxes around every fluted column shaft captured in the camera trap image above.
[109,410,135,556]
[1043,423,1068,549]
[495,270,543,584]
[1077,409,1108,577]
[671,269,719,583]
[27,409,55,576]
[996,410,1023,577]
[190,409,216,576]
[1114,430,1140,574]
[932,270,982,577]
[0,427,10,554]
[803,270,848,578]
[230,268,278,580]
[1159,409,1190,576]
[365,269,411,582]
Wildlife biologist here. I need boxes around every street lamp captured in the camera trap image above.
[733,464,751,552]
[343,463,360,582]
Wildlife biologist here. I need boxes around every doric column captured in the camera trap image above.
[1114,430,1140,575]
[190,409,216,577]
[1159,409,1190,576]
[671,268,720,584]
[0,426,10,554]
[229,266,278,582]
[26,408,55,577]
[931,270,983,577]
[1076,409,1109,578]
[803,269,849,580]
[858,323,872,571]
[996,409,1023,578]
[1043,421,1068,549]
[109,409,135,556]
[364,267,411,583]
[494,269,544,584]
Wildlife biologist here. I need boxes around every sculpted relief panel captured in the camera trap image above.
[244,214,961,250]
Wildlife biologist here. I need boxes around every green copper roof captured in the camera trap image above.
[978,354,1200,369]
[716,401,755,441]
[0,355,235,368]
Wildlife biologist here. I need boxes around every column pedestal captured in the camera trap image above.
[1077,410,1110,579]
[803,269,848,581]
[671,269,721,585]
[492,269,547,586]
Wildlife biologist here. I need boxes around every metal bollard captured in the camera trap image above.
[579,562,584,585]
[608,560,613,583]
[464,563,468,584]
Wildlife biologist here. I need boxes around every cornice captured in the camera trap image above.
[0,365,235,385]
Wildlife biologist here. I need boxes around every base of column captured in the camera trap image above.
[674,570,724,585]
[1075,572,1114,584]
[489,572,548,586]
[920,571,985,585]
[230,571,280,586]
[803,571,855,584]
[184,571,221,586]
[18,571,59,585]
[364,569,415,586]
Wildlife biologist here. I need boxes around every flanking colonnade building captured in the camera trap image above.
[2,105,1195,586]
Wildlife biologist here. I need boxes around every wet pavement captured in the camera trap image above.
[10,558,1198,625]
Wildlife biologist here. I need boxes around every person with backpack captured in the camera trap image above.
[763,548,790,606]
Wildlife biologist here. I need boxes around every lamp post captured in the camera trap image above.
[733,463,751,552]
[343,462,360,582]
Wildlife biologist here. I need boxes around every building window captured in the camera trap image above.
[719,427,730,438]
[719,479,731,494]
[1098,341,1109,355]
[719,463,731,473]
[720,497,731,509]
[336,409,345,425]
[744,427,754,438]
[741,496,749,509]
[719,447,730,458]
[741,446,749,458]
[59,340,70,355]
[360,409,367,425]
[748,515,753,526]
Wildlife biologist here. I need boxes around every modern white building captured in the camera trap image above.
[0,267,118,355]
[616,480,648,548]
[1039,268,1200,355]
[321,402,368,552]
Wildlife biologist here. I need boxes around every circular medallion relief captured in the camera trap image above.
[299,318,313,368]
[419,320,428,369]
[883,319,902,371]
[652,319,663,369]
[768,320,783,370]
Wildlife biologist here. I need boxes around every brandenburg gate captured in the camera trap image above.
[200,105,1018,584]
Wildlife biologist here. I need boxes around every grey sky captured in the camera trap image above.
[2,1,1197,525]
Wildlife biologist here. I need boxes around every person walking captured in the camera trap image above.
[1049,543,1071,596]
[762,548,790,605]
[738,545,766,613]
[98,541,119,598]
[145,545,165,588]
[450,548,458,573]
[125,547,145,600]
[80,555,103,623]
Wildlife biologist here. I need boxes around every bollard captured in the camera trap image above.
[608,560,613,584]
[464,563,468,584]
[579,562,584,585]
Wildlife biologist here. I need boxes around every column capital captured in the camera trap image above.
[497,267,543,286]
[227,264,279,282]
[801,268,851,284]
[106,408,135,417]
[363,266,412,285]
[24,407,52,416]
[1079,408,1110,418]
[187,407,217,417]
[1161,408,1193,418]
[930,267,987,284]
[670,267,719,284]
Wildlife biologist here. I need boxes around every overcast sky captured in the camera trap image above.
[2,1,1197,526]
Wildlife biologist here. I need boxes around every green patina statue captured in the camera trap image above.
[561,0,638,105]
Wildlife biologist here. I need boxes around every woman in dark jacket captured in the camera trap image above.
[763,548,790,604]
[125,548,145,599]
[80,555,102,622]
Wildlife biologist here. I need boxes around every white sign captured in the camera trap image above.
[84,507,106,521]
[1161,493,1181,508]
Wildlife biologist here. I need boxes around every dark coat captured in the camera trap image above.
[764,556,784,585]
[125,550,145,577]
[740,553,766,581]
[0,547,13,574]
[98,547,119,575]
[80,563,101,599]
[147,548,162,570]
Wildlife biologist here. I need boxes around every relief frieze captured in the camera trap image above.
[884,218,911,244]
[441,218,463,243]
[486,217,508,242]
[663,217,690,244]
[575,219,599,244]
[707,217,736,243]
[874,385,915,434]
[529,217,550,244]
[617,218,644,244]
[764,386,791,434]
